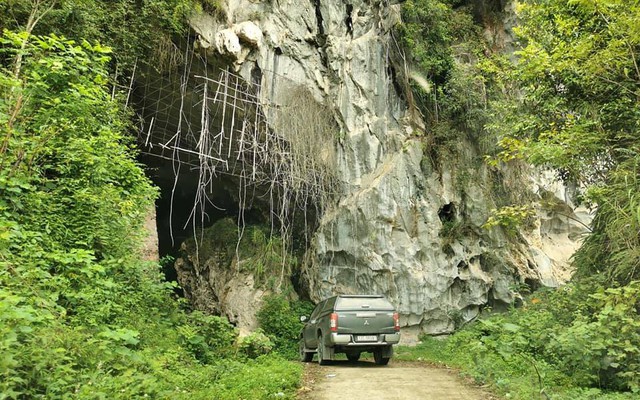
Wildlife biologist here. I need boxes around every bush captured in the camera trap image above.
[237,329,274,359]
[257,294,314,359]
[178,311,237,363]
[547,282,640,391]
[396,280,640,399]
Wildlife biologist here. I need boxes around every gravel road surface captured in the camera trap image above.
[299,359,493,400]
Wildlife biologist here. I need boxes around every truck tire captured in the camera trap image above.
[317,334,330,365]
[373,349,390,366]
[299,339,314,362]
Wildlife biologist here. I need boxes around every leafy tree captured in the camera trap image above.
[489,0,640,284]
[0,0,197,74]
[0,1,305,398]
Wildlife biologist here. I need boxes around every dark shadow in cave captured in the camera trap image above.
[140,153,267,285]
[438,202,457,222]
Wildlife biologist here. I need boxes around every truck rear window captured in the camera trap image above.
[335,297,394,311]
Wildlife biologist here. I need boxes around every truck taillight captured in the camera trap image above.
[330,313,338,332]
[393,312,400,332]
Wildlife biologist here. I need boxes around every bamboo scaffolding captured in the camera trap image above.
[136,59,341,278]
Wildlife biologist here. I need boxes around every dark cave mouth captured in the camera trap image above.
[141,154,267,280]
[140,152,316,300]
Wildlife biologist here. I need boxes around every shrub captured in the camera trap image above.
[397,280,640,398]
[257,294,314,359]
[237,329,274,359]
[178,311,237,363]
[547,282,640,391]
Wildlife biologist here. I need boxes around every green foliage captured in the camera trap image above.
[207,355,302,400]
[187,218,298,289]
[397,0,493,135]
[398,0,455,85]
[493,0,640,181]
[237,329,275,359]
[0,30,303,399]
[178,311,236,363]
[257,294,314,359]
[548,282,640,392]
[486,0,640,283]
[1,29,160,397]
[483,205,536,234]
[0,0,198,74]
[573,159,640,284]
[242,228,296,287]
[397,280,640,398]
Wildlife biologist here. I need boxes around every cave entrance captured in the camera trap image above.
[438,202,457,222]
[140,152,268,282]
[131,46,338,291]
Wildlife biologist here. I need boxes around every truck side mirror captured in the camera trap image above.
[300,315,308,322]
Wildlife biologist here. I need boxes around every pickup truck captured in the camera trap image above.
[298,295,401,365]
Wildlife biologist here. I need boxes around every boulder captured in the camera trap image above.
[234,21,262,47]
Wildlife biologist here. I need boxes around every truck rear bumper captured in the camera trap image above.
[330,332,401,346]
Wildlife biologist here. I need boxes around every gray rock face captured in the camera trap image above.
[141,208,159,262]
[174,243,267,336]
[180,0,589,337]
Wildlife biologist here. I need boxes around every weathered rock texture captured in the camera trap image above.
[140,208,159,262]
[175,252,266,336]
[171,0,589,337]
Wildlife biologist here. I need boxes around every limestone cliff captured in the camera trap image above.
[157,0,590,338]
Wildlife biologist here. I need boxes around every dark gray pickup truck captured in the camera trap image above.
[298,295,401,365]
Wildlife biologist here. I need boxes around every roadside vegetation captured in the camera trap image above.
[398,0,640,399]
[397,280,640,399]
[0,1,303,398]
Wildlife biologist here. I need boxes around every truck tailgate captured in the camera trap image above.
[336,311,395,334]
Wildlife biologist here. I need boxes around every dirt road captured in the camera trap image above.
[298,359,493,400]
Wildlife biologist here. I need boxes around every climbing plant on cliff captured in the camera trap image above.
[397,0,493,135]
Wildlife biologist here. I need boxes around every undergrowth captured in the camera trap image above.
[396,280,640,399]
[258,294,314,359]
[0,29,302,399]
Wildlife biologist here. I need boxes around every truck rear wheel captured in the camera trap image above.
[374,349,390,366]
[317,334,330,365]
